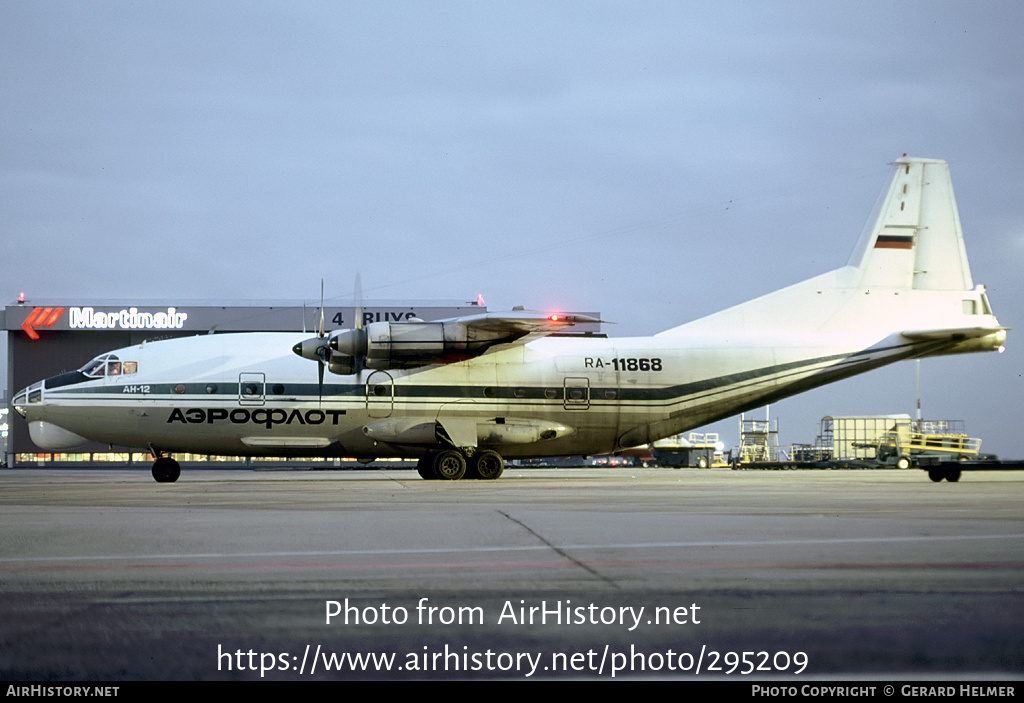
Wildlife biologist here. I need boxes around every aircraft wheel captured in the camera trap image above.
[471,450,504,480]
[433,450,467,480]
[945,469,962,483]
[895,456,911,470]
[152,457,181,483]
[416,456,436,480]
[928,469,943,483]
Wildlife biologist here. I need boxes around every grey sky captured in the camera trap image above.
[3,2,1022,455]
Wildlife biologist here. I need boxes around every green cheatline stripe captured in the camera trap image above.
[47,342,926,407]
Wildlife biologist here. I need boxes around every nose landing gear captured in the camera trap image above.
[150,448,181,483]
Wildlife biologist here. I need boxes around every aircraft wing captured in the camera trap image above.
[444,311,604,344]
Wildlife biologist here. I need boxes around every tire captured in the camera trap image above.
[416,455,436,480]
[895,456,911,470]
[152,457,181,483]
[696,455,709,469]
[945,469,962,483]
[471,450,504,480]
[433,450,467,480]
[928,469,943,483]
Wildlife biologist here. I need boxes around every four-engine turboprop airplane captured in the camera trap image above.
[12,157,1007,482]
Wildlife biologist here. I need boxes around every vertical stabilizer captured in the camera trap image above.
[847,157,973,291]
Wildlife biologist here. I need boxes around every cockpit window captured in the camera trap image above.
[82,356,110,377]
[80,354,138,378]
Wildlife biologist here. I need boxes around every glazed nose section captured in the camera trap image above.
[14,379,90,449]
[11,381,43,418]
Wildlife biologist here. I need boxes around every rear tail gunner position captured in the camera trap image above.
[11,158,1005,482]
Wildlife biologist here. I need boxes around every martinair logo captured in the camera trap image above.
[21,307,65,340]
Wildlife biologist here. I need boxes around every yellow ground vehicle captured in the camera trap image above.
[872,422,981,481]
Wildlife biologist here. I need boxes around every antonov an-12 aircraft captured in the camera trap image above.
[12,157,1006,482]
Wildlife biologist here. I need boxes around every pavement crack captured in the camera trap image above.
[496,510,619,589]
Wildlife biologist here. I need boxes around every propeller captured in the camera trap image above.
[330,273,368,378]
[291,280,331,403]
[293,275,368,381]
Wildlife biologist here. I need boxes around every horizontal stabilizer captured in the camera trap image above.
[901,326,1008,342]
[900,326,1007,355]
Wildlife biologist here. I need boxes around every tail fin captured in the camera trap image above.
[847,157,973,291]
[658,156,1003,347]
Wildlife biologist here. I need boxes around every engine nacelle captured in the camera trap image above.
[364,321,448,360]
[330,321,522,369]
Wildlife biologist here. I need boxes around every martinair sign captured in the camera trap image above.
[69,306,188,331]
[17,306,188,339]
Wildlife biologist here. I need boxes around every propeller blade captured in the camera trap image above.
[354,273,363,331]
[353,273,365,376]
[318,279,325,339]
[317,354,325,405]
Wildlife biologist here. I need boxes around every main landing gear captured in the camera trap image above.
[927,468,962,483]
[150,450,181,483]
[416,449,505,481]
